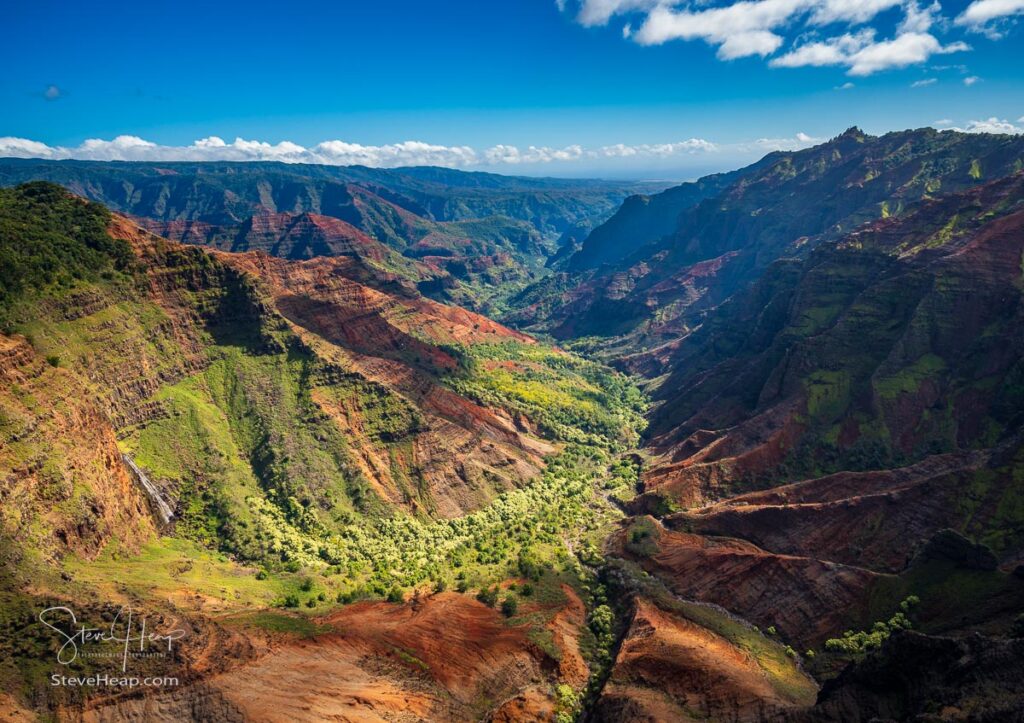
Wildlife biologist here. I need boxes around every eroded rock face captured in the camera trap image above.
[588,170,1024,720]
[641,174,1024,516]
[82,592,588,723]
[0,333,153,561]
[666,452,989,574]
[523,129,1024,347]
[104,215,553,519]
[209,246,551,517]
[611,520,880,649]
[594,598,817,722]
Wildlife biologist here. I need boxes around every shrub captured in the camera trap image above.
[555,683,579,719]
[824,598,918,655]
[500,596,518,618]
[476,586,499,608]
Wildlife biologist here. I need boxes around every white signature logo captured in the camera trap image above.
[38,606,187,672]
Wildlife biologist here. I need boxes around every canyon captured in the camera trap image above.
[2,127,1024,722]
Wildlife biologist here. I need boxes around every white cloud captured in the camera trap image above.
[836,81,856,89]
[735,132,821,152]
[0,135,482,166]
[312,140,479,167]
[963,75,980,85]
[596,139,718,156]
[899,0,941,32]
[846,34,968,75]
[0,135,724,168]
[0,137,55,156]
[631,0,815,57]
[483,144,586,164]
[947,117,1024,133]
[43,85,62,101]
[575,0,661,26]
[911,77,937,87]
[770,29,873,69]
[567,0,989,75]
[933,118,954,125]
[717,30,786,59]
[771,30,968,75]
[956,0,1024,27]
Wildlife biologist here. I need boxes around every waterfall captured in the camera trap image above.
[121,453,175,524]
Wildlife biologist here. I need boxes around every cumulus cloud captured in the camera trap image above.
[946,117,1024,133]
[963,75,980,85]
[596,139,718,156]
[565,0,989,75]
[0,135,723,168]
[771,30,968,75]
[956,0,1024,28]
[630,0,820,59]
[911,77,937,86]
[483,144,585,164]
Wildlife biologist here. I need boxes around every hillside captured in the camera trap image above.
[595,167,1024,718]
[0,159,666,315]
[3,128,1024,721]
[0,183,674,720]
[510,128,1024,347]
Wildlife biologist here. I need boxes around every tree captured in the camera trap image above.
[501,596,518,618]
[476,586,499,607]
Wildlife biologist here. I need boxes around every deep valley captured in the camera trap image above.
[2,127,1024,722]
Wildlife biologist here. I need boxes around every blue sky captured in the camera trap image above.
[2,0,1022,178]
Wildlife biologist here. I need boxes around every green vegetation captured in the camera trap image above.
[824,597,918,656]
[442,341,646,448]
[555,682,580,723]
[225,611,332,637]
[624,517,661,557]
[874,354,947,399]
[805,370,851,422]
[63,536,296,608]
[23,241,650,611]
[500,595,518,617]
[0,183,133,326]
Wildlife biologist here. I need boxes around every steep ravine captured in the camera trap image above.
[4,142,1024,720]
